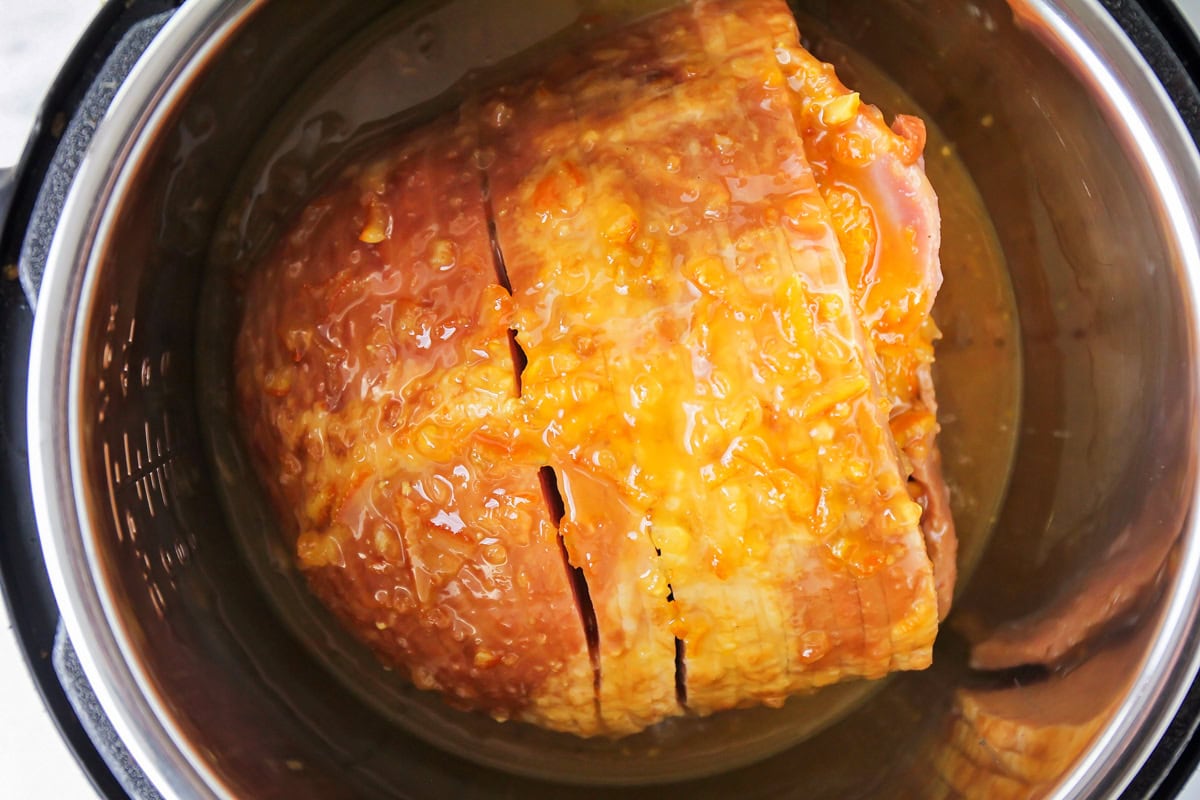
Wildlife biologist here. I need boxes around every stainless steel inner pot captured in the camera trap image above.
[23,0,1200,797]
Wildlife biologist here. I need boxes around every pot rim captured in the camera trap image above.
[24,1,1200,798]
[999,2,1200,795]
[28,1,267,797]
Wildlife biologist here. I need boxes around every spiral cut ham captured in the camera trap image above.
[235,0,952,737]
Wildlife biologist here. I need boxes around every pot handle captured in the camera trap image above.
[8,4,178,311]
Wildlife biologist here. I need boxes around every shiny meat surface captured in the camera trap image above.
[236,0,949,737]
[761,1,956,617]
[235,119,597,731]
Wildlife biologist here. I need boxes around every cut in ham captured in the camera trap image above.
[235,117,598,732]
[236,0,950,737]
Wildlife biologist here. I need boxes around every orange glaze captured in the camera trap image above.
[236,0,946,738]
[482,0,936,724]
[235,116,598,732]
[755,0,957,616]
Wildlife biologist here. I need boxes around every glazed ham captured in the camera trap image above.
[235,118,599,730]
[236,0,951,737]
[760,1,955,617]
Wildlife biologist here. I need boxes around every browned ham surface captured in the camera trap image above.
[236,0,951,736]
[235,118,599,729]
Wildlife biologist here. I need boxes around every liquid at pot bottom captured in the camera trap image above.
[196,0,1020,785]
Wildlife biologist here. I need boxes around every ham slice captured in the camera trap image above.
[759,2,957,617]
[236,0,948,737]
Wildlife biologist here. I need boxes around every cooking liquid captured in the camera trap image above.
[198,0,1020,784]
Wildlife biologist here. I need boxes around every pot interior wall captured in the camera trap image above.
[70,0,1198,797]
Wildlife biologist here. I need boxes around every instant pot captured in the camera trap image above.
[3,0,1200,797]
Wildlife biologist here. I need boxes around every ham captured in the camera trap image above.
[235,117,598,731]
[236,0,949,737]
[760,2,956,617]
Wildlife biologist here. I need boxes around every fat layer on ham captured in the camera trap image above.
[235,0,952,737]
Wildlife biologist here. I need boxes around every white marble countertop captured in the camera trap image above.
[3,1,1200,798]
